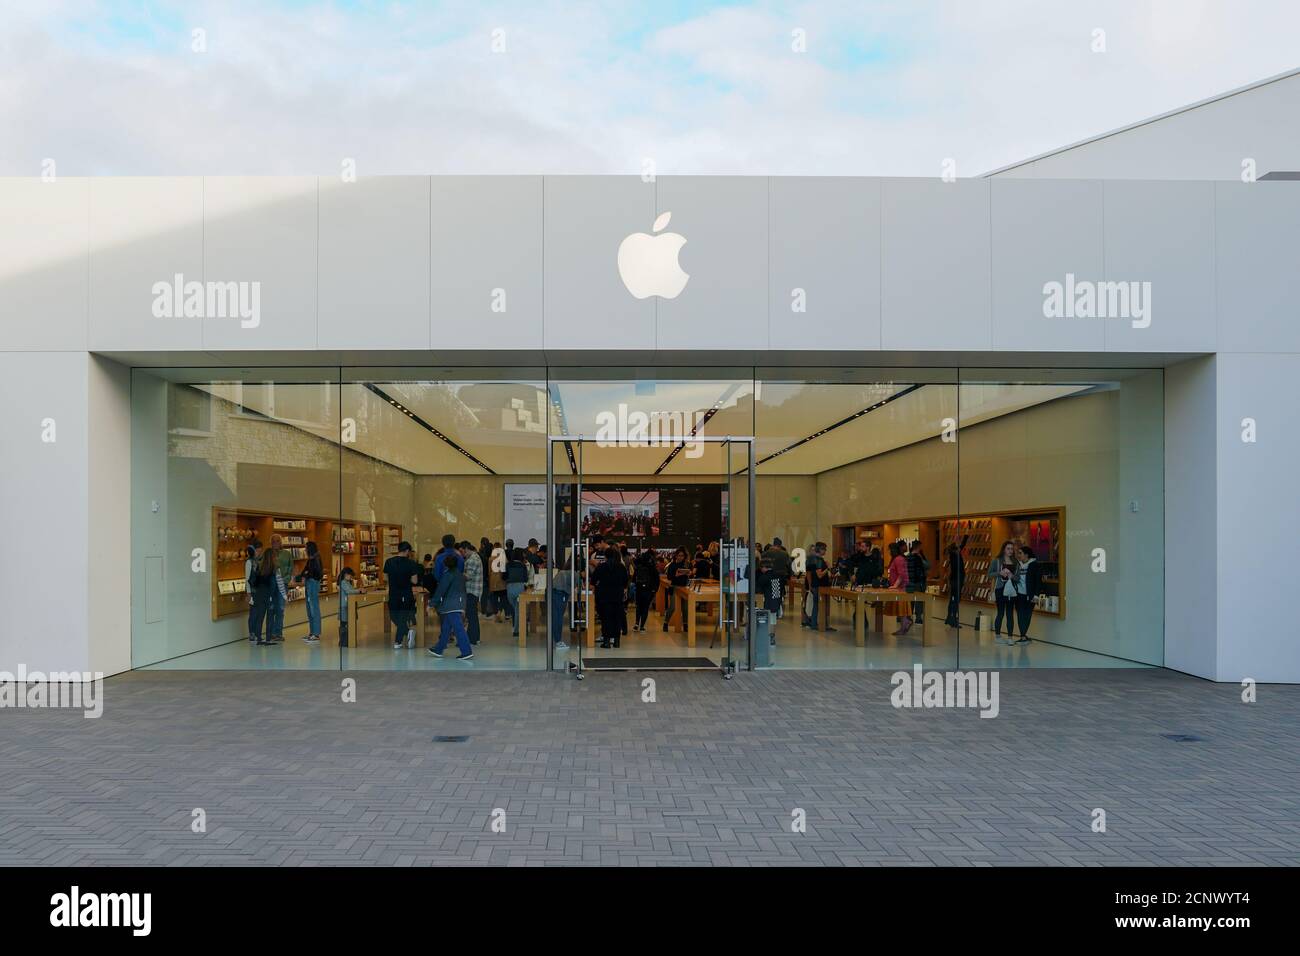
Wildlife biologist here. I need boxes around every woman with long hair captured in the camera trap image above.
[987,540,1018,642]
[632,549,660,632]
[887,540,912,634]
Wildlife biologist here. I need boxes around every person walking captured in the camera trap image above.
[988,540,1018,643]
[428,553,473,660]
[632,549,660,631]
[383,540,421,650]
[460,540,483,645]
[295,540,324,644]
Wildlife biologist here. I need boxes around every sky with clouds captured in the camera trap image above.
[2,0,1298,177]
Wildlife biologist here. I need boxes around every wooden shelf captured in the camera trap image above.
[211,507,403,621]
[833,506,1066,618]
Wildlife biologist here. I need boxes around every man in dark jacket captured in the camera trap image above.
[590,550,629,648]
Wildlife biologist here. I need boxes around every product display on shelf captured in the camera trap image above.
[833,507,1065,617]
[210,507,404,621]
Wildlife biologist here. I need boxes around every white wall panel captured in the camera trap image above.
[89,177,204,350]
[769,177,881,351]
[318,176,430,349]
[655,176,767,350]
[991,179,1104,351]
[0,177,88,350]
[543,176,655,350]
[881,179,992,350]
[430,176,542,349]
[1104,180,1216,352]
[1214,182,1300,353]
[202,177,319,351]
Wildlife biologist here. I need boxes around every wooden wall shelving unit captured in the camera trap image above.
[832,506,1065,617]
[211,507,403,621]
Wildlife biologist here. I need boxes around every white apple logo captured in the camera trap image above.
[617,211,689,299]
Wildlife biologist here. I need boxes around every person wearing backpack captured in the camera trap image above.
[428,553,473,660]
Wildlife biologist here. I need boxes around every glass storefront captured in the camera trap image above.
[130,365,1164,673]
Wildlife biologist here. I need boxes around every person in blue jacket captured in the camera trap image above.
[428,553,473,660]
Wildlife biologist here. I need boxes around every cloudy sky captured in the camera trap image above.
[2,0,1297,177]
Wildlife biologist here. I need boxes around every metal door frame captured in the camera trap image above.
[545,435,755,677]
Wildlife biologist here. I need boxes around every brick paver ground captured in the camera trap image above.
[1,668,1296,865]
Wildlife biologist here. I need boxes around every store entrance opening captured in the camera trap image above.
[546,436,755,678]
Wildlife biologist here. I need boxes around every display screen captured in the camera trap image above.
[561,484,720,549]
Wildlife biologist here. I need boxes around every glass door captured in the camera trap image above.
[719,438,755,675]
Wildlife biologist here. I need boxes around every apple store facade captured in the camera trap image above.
[2,175,1297,684]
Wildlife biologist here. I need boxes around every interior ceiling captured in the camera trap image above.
[194,379,1092,479]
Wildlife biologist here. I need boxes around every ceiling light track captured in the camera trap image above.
[755,383,926,467]
[364,384,497,475]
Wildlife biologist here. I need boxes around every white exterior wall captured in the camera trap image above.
[1,173,1296,681]
[988,69,1300,181]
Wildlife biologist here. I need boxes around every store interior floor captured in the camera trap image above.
[140,592,1153,672]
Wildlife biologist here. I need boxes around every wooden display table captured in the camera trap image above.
[515,589,547,646]
[349,588,428,646]
[820,586,930,646]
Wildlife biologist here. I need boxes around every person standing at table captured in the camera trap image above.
[632,549,660,632]
[489,542,507,623]
[905,539,929,633]
[505,547,530,638]
[802,542,834,632]
[662,547,691,632]
[888,541,912,634]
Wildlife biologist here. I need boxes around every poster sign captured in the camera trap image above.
[504,483,547,546]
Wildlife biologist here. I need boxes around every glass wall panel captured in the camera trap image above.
[130,367,341,669]
[956,368,1163,668]
[755,368,960,670]
[338,368,549,670]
